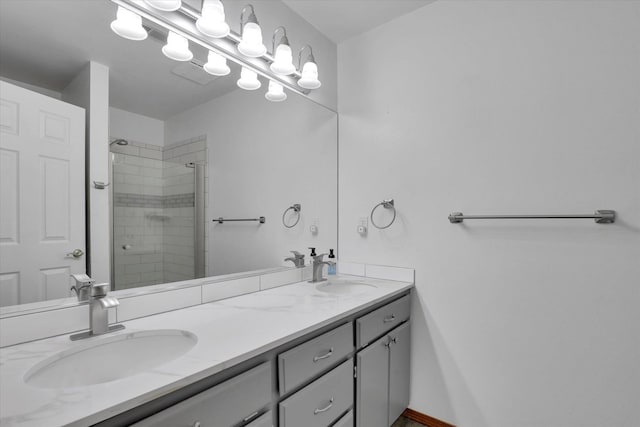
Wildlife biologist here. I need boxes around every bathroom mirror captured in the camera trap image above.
[0,0,337,313]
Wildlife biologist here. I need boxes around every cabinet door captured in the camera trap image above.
[356,335,389,427]
[388,322,411,425]
[245,411,273,427]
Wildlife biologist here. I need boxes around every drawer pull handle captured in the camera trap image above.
[383,314,396,323]
[314,398,334,415]
[242,411,259,422]
[313,348,334,362]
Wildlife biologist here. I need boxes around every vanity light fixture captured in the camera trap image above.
[297,45,321,89]
[204,50,230,76]
[144,0,182,12]
[196,0,230,38]
[237,67,261,90]
[110,6,148,41]
[265,81,287,102]
[237,5,267,58]
[162,31,193,61]
[270,27,296,75]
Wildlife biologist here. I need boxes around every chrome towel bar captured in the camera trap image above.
[448,210,615,224]
[214,216,266,224]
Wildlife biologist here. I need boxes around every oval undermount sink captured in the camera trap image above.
[316,279,377,295]
[24,329,197,389]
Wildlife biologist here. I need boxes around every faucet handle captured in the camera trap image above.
[290,251,304,259]
[91,283,110,298]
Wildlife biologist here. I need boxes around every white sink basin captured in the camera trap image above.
[24,329,197,389]
[316,279,377,295]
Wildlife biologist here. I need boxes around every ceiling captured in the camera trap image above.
[282,0,434,43]
[0,0,434,120]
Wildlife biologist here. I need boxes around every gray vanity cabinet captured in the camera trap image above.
[356,315,411,427]
[131,362,272,427]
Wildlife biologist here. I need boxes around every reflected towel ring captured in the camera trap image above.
[370,199,396,229]
[282,204,302,228]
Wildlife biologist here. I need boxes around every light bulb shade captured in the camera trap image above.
[162,31,193,61]
[238,22,266,57]
[196,0,230,38]
[270,44,296,75]
[298,61,321,89]
[144,0,182,12]
[237,68,261,90]
[204,51,230,76]
[265,81,287,102]
[110,6,147,41]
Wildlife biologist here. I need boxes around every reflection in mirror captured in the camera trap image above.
[0,0,337,313]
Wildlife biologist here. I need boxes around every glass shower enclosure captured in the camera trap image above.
[110,148,205,290]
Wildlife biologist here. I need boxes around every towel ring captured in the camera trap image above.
[282,204,302,228]
[370,199,396,229]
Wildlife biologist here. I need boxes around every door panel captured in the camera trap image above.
[0,81,85,306]
[388,322,411,425]
[356,335,389,427]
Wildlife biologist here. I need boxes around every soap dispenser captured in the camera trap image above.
[328,249,336,275]
[308,247,316,266]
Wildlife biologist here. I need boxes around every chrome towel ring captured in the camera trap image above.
[282,204,302,228]
[370,199,396,229]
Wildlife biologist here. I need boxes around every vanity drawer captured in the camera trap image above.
[332,409,354,427]
[278,322,353,395]
[132,362,271,427]
[246,410,273,427]
[279,358,354,427]
[356,294,410,348]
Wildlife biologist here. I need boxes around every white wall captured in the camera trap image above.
[165,90,337,276]
[109,107,165,146]
[338,1,640,426]
[62,62,111,283]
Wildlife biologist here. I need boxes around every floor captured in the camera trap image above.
[391,416,428,427]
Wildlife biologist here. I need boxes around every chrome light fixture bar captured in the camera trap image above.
[110,0,310,96]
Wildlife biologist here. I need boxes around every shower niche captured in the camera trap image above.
[110,137,206,290]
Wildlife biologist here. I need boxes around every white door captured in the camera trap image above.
[0,80,86,306]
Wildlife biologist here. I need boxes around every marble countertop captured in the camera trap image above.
[0,275,413,427]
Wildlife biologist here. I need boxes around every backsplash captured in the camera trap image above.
[0,263,414,347]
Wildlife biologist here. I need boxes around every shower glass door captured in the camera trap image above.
[111,151,198,290]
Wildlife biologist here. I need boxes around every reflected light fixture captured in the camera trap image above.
[270,27,295,75]
[297,45,321,89]
[204,51,230,76]
[237,67,261,90]
[265,81,287,102]
[162,31,193,61]
[196,0,230,38]
[144,0,182,12]
[237,5,267,58]
[110,6,148,41]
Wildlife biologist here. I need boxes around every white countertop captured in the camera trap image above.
[0,275,413,427]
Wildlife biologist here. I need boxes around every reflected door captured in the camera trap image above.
[0,81,86,306]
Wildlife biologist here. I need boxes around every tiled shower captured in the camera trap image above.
[110,137,207,290]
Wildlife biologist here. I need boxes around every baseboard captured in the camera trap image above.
[402,408,456,427]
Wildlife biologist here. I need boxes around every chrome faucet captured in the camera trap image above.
[70,282,124,341]
[284,251,305,268]
[70,273,94,301]
[309,253,335,283]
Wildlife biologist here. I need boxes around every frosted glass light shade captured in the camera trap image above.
[110,6,147,41]
[196,0,229,38]
[238,22,266,57]
[237,68,261,90]
[162,31,193,61]
[144,0,182,12]
[270,44,295,75]
[204,51,230,76]
[265,81,287,102]
[298,61,321,89]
